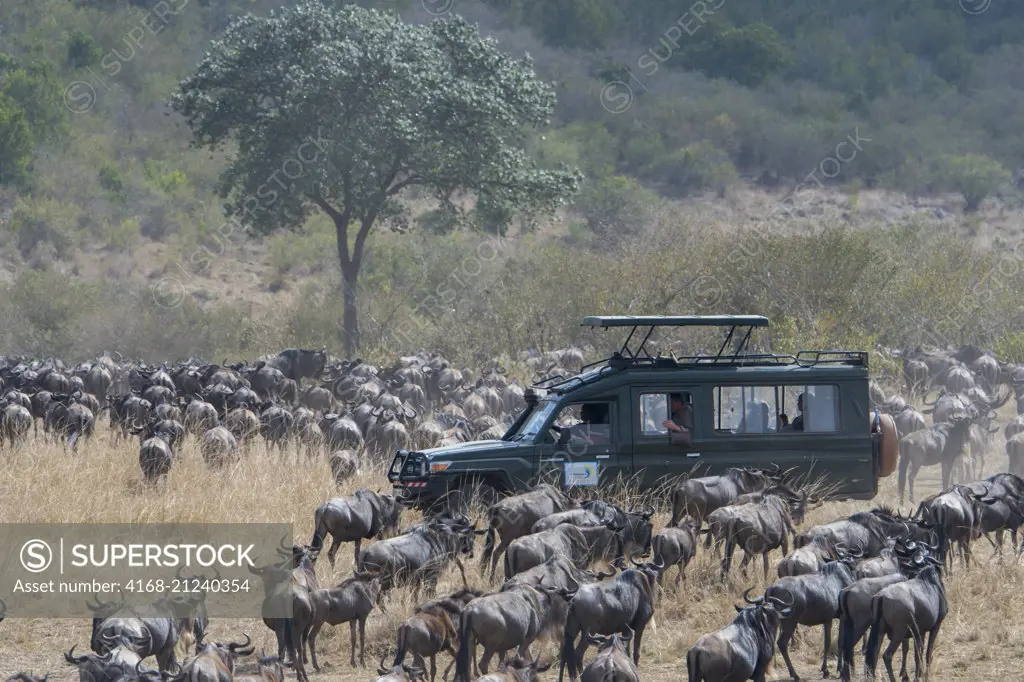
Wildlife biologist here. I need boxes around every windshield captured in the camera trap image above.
[509,400,558,441]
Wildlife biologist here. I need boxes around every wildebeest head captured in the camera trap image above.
[7,674,49,682]
[376,651,426,681]
[734,586,793,631]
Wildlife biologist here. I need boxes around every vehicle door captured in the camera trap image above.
[534,398,624,491]
[630,387,704,490]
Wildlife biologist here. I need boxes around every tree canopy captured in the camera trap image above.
[172,2,580,353]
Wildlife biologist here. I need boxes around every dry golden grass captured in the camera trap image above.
[1,424,1023,682]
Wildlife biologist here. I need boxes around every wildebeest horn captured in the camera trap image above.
[378,652,390,675]
[767,587,794,610]
[65,645,91,665]
[226,633,253,654]
[742,587,764,605]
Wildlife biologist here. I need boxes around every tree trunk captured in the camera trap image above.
[342,261,360,356]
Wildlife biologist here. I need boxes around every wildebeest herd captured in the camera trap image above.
[4,341,1024,682]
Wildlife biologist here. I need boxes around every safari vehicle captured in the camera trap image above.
[388,315,894,509]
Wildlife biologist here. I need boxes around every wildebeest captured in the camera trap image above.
[171,634,254,682]
[558,556,659,682]
[357,514,481,598]
[707,491,800,580]
[248,543,321,682]
[796,509,909,559]
[200,426,239,467]
[898,408,978,504]
[472,656,551,682]
[651,517,698,587]
[454,581,569,682]
[64,644,161,682]
[88,594,201,671]
[669,466,780,530]
[373,655,426,682]
[913,484,986,568]
[766,559,856,679]
[307,571,382,670]
[311,489,405,566]
[233,653,283,682]
[329,449,360,485]
[135,422,175,483]
[504,523,624,582]
[579,629,640,682]
[777,535,841,578]
[685,588,793,682]
[392,588,484,682]
[836,549,939,682]
[267,348,328,382]
[864,563,948,682]
[481,485,575,582]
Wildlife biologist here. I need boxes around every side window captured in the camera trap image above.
[640,394,668,435]
[715,384,841,434]
[803,385,839,433]
[714,386,778,433]
[639,392,693,435]
[551,402,615,444]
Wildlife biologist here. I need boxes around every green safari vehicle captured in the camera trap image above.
[387,315,889,509]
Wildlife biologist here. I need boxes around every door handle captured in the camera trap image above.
[596,455,610,459]
[541,458,564,463]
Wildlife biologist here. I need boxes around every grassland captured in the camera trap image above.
[1,412,1023,682]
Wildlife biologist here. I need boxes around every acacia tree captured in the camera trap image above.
[172,2,581,354]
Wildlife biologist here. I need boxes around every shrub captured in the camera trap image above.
[933,153,1012,211]
[66,30,101,68]
[643,141,739,198]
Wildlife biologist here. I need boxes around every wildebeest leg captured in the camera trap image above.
[908,461,922,504]
[489,539,511,582]
[762,551,770,582]
[882,635,901,682]
[454,557,468,588]
[738,550,751,579]
[777,618,800,680]
[632,624,645,665]
[424,654,434,682]
[348,620,358,667]
[721,536,736,580]
[822,620,833,678]
[307,621,322,671]
[359,616,367,667]
[441,646,457,681]
[479,647,496,674]
[897,638,909,682]
[924,622,942,680]
[324,533,344,567]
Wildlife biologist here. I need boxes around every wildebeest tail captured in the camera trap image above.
[454,609,474,682]
[863,595,885,674]
[393,622,409,668]
[837,589,855,677]
[558,614,578,682]
[480,513,497,568]
[935,505,950,566]
[67,430,80,450]
[310,504,327,550]
[686,646,700,682]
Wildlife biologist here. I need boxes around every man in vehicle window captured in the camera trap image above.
[664,393,694,445]
[574,403,611,444]
[790,393,806,432]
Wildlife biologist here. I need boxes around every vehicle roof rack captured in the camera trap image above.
[530,316,865,393]
[583,314,769,363]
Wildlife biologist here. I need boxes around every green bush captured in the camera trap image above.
[66,30,100,68]
[575,173,662,241]
[683,23,794,87]
[933,154,1012,211]
[643,141,739,198]
[0,95,33,184]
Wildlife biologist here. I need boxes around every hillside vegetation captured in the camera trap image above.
[1,0,1024,363]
